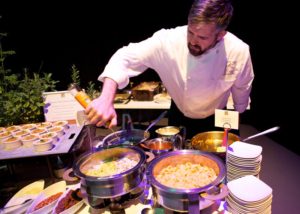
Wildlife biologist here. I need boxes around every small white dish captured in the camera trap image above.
[36,122,52,129]
[47,126,65,137]
[5,125,20,133]
[13,130,30,138]
[31,128,47,136]
[33,138,53,152]
[21,134,40,148]
[40,132,59,142]
[3,180,45,214]
[52,183,83,214]
[20,124,37,131]
[0,131,12,142]
[51,120,69,130]
[26,180,66,214]
[3,136,22,150]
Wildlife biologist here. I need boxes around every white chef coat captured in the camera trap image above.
[99,26,254,119]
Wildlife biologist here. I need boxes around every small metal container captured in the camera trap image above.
[155,126,185,150]
[140,138,174,156]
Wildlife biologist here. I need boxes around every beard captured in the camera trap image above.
[188,43,204,56]
[188,38,219,57]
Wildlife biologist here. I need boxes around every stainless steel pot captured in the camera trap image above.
[101,129,150,148]
[73,146,147,199]
[98,113,150,148]
[147,150,226,213]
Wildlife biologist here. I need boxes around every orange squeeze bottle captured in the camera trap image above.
[68,83,91,109]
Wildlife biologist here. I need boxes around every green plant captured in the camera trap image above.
[86,81,101,99]
[69,64,101,99]
[0,34,59,126]
[70,64,80,85]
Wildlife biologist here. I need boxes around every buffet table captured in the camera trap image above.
[73,124,300,214]
[1,124,299,213]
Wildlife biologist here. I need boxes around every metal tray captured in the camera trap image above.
[0,124,83,160]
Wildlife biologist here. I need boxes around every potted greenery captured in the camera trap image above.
[0,33,59,126]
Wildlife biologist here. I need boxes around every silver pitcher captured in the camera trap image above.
[155,126,186,150]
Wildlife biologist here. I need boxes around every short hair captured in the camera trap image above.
[188,0,233,30]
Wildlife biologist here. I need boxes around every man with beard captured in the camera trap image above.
[86,0,254,139]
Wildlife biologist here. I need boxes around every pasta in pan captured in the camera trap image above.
[155,162,217,189]
[85,157,138,177]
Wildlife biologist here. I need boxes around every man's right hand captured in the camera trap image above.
[85,78,118,128]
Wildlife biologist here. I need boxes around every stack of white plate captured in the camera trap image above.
[227,141,262,182]
[226,175,273,214]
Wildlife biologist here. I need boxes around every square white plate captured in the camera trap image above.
[227,175,272,202]
[228,141,262,158]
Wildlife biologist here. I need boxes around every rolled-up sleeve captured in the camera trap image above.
[98,32,163,89]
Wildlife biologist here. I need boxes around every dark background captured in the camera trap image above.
[0,1,297,154]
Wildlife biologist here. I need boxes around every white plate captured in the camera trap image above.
[52,183,84,214]
[228,141,262,158]
[227,175,272,202]
[3,180,45,214]
[26,180,66,214]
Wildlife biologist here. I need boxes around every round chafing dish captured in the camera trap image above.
[73,146,147,200]
[147,150,226,213]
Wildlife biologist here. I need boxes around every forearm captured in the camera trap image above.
[100,77,118,103]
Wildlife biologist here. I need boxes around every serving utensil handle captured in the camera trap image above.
[242,126,280,142]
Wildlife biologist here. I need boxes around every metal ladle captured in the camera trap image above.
[144,110,168,138]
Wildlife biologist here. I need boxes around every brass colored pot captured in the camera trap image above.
[191,131,240,154]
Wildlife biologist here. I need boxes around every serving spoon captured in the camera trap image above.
[222,126,280,149]
[242,126,280,142]
[144,110,168,138]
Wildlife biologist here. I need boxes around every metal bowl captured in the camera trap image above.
[140,138,174,156]
[147,150,226,212]
[191,131,240,154]
[73,146,146,198]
